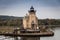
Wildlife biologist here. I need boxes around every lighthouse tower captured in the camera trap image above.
[23,6,38,30]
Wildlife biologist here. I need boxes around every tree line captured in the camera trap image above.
[0,18,60,27]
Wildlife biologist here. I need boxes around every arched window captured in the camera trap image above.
[31,21,35,29]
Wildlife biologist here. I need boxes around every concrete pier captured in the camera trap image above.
[0,31,54,37]
[0,31,54,40]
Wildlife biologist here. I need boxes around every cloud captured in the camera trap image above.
[38,0,60,7]
[0,0,60,19]
[36,6,60,19]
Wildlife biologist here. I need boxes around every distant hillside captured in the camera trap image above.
[0,15,23,26]
[0,15,23,20]
[0,15,60,27]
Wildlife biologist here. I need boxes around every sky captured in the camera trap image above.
[0,0,60,19]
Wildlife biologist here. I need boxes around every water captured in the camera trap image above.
[40,27,60,40]
[0,27,60,40]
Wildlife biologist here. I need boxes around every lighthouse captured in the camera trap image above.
[23,6,39,30]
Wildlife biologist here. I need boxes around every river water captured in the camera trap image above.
[0,27,60,40]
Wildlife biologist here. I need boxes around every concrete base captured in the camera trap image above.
[20,37,40,40]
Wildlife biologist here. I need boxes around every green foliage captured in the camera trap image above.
[38,19,60,25]
[0,15,60,26]
[0,18,23,26]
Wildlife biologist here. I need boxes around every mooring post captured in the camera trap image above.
[14,29,19,40]
[14,37,18,40]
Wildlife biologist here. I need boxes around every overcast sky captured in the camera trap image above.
[0,0,60,19]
